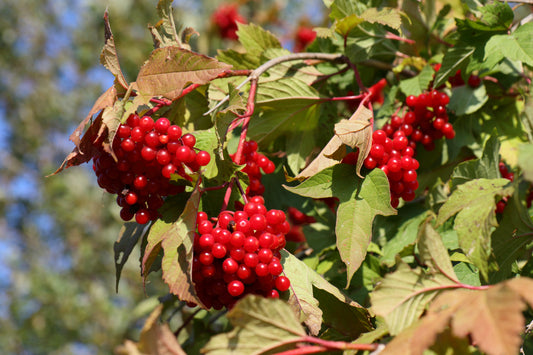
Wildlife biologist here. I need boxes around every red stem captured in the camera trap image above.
[220,178,235,212]
[302,336,378,351]
[273,345,329,355]
[385,32,416,44]
[233,79,258,165]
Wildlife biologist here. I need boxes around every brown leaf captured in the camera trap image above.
[447,285,525,355]
[382,281,530,355]
[294,104,372,179]
[114,305,186,355]
[101,11,128,89]
[136,47,232,100]
[70,85,117,148]
[49,111,106,176]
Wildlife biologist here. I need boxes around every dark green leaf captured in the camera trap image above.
[114,222,145,292]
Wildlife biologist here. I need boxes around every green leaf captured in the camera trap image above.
[518,143,533,184]
[281,250,373,337]
[114,222,145,292]
[286,130,316,175]
[436,178,513,280]
[417,218,457,280]
[453,262,481,286]
[261,48,323,85]
[136,47,232,100]
[160,189,202,305]
[451,134,500,188]
[490,190,533,283]
[370,263,456,335]
[141,193,189,282]
[361,7,402,31]
[335,15,364,37]
[433,45,474,89]
[286,166,395,284]
[236,23,281,58]
[191,128,219,180]
[399,65,435,96]
[448,84,488,116]
[380,211,427,267]
[484,25,533,69]
[248,98,320,144]
[201,295,305,355]
[479,2,514,30]
[216,48,260,69]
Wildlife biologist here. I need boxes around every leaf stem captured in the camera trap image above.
[233,79,258,165]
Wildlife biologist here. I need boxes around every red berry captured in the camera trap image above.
[275,276,291,292]
[227,280,244,297]
[182,133,196,147]
[155,117,170,133]
[196,151,211,166]
[467,75,481,88]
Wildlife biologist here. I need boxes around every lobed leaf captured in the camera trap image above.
[281,250,372,337]
[236,23,282,58]
[115,305,186,355]
[287,166,395,284]
[436,178,513,280]
[136,47,232,100]
[484,22,533,68]
[201,295,305,355]
[370,263,456,335]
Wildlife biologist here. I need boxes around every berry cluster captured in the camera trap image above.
[92,113,211,224]
[231,140,276,197]
[192,196,291,309]
[285,207,316,243]
[212,3,245,40]
[364,90,455,207]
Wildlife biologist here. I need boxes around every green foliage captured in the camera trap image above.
[43,0,533,354]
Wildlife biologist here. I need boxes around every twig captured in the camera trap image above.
[205,53,347,116]
[173,308,201,337]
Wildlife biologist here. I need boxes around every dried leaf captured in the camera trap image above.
[50,111,106,176]
[136,47,232,100]
[381,277,533,355]
[295,104,372,179]
[115,305,186,355]
[100,11,128,89]
[70,85,117,148]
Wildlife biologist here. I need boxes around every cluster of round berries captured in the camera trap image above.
[212,3,245,40]
[231,140,276,196]
[92,113,211,224]
[363,90,455,207]
[192,197,291,309]
[285,207,316,243]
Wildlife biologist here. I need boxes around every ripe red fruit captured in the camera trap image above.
[467,75,481,88]
[275,276,291,292]
[227,280,245,297]
[212,3,246,40]
[294,26,316,52]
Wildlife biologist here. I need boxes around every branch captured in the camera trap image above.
[205,52,347,115]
